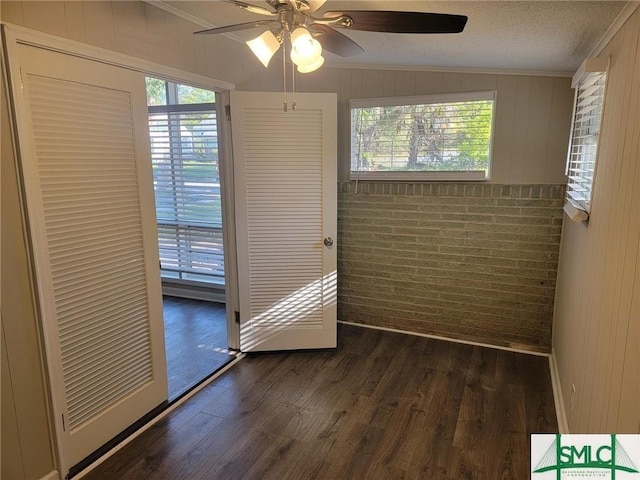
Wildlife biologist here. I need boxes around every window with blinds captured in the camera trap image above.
[350,91,495,181]
[146,78,224,285]
[566,70,607,213]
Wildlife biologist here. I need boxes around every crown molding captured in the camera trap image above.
[325,62,574,78]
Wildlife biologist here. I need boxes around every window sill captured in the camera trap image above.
[563,201,589,223]
[350,171,488,182]
[161,277,225,303]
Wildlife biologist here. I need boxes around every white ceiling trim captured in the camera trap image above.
[325,61,574,78]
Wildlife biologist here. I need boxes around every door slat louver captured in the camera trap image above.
[243,108,323,336]
[27,74,154,431]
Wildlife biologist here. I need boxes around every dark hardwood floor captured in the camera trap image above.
[163,296,235,400]
[85,323,557,480]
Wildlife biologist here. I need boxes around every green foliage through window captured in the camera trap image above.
[351,92,495,178]
[145,77,224,284]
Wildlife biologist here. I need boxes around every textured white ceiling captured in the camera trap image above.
[155,1,628,74]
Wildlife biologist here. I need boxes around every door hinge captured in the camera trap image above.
[235,311,240,324]
[225,104,231,121]
[61,413,66,432]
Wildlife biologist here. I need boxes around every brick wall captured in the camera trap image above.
[337,182,564,353]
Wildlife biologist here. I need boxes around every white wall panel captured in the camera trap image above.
[554,7,640,433]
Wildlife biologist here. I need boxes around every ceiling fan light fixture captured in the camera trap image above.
[290,41,322,67]
[297,55,324,73]
[246,30,281,68]
[290,27,322,66]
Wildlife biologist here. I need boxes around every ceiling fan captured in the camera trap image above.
[195,0,468,73]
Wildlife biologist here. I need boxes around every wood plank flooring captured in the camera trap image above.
[163,296,234,400]
[84,323,557,480]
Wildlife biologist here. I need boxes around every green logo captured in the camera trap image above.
[532,434,639,479]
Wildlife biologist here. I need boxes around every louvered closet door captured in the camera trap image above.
[9,44,167,472]
[231,92,337,352]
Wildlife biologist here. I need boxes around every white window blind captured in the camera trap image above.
[566,71,607,213]
[350,91,495,181]
[148,104,224,284]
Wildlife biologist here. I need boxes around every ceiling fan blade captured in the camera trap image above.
[306,0,327,14]
[308,24,363,57]
[323,11,468,34]
[224,0,276,16]
[194,20,278,35]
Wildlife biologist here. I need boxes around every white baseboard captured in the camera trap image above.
[549,348,569,433]
[337,320,550,357]
[40,471,60,480]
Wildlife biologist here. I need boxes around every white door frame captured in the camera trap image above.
[1,23,239,477]
[218,91,241,350]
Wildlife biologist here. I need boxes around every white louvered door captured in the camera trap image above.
[7,44,167,473]
[231,92,337,352]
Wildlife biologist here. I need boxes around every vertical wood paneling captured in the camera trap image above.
[1,70,56,479]
[586,16,635,433]
[394,70,416,96]
[472,74,498,92]
[144,2,170,66]
[510,76,533,183]
[0,1,24,24]
[112,1,149,60]
[525,77,554,183]
[415,71,443,92]
[82,1,117,51]
[546,77,575,181]
[617,253,640,430]
[350,69,363,98]
[493,75,518,180]
[554,7,640,434]
[610,28,640,430]
[21,0,67,37]
[441,72,463,93]
[166,16,197,73]
[587,27,635,430]
[63,1,87,43]
[361,70,384,98]
[1,329,24,480]
[382,70,395,97]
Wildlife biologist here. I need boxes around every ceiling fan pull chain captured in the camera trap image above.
[282,38,288,111]
[291,58,296,111]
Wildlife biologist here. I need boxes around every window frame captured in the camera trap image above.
[146,77,225,285]
[349,90,497,182]
[564,56,609,221]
